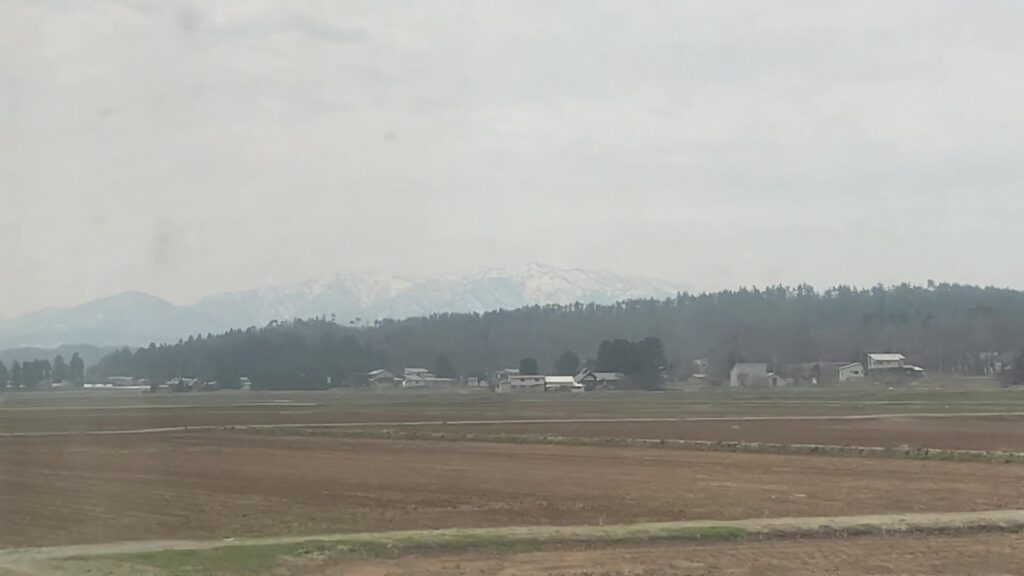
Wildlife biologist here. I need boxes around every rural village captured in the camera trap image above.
[15,350,1014,393]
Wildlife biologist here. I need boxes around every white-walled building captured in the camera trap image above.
[544,375,578,391]
[574,369,626,390]
[729,363,770,388]
[838,362,865,382]
[367,369,399,388]
[497,374,545,393]
[867,354,906,372]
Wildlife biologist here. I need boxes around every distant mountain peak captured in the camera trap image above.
[0,265,683,348]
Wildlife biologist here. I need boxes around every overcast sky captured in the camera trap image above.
[3,1,1023,316]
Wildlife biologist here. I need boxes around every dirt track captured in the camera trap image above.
[2,433,1024,548]
[6,509,1024,558]
[3,511,1024,575]
[8,412,1024,452]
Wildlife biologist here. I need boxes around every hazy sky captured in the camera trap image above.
[3,1,1023,316]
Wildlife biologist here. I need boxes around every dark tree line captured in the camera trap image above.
[90,321,388,390]
[595,337,667,389]
[86,283,1024,389]
[0,353,85,390]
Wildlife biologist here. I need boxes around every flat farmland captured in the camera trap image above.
[3,385,1024,575]
[2,431,1024,548]
[409,414,1024,452]
[4,388,1024,452]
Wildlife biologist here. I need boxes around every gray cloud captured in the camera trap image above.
[2,0,1023,315]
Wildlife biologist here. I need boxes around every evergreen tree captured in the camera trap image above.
[554,350,580,376]
[10,360,21,389]
[20,360,51,389]
[214,360,241,390]
[69,353,86,386]
[634,337,667,389]
[597,337,666,389]
[519,357,539,375]
[0,360,8,390]
[52,355,68,382]
[434,353,457,379]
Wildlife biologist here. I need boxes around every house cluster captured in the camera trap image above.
[363,366,628,393]
[491,368,626,393]
[977,352,1011,375]
[366,368,457,389]
[147,376,253,392]
[728,353,924,388]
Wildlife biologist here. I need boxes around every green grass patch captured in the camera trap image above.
[66,524,748,575]
[52,509,1024,576]
[88,540,336,575]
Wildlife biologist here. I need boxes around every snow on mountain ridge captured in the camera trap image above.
[437,263,677,305]
[0,265,684,348]
[509,264,677,303]
[189,265,680,325]
[319,272,418,307]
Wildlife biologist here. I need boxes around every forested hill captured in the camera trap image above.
[88,283,1024,389]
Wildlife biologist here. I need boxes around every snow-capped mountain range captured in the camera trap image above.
[0,264,683,349]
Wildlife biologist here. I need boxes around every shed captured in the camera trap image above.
[838,363,865,382]
[729,363,770,388]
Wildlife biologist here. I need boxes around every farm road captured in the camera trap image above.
[4,411,1024,438]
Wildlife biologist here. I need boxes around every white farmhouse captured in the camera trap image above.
[729,363,769,388]
[866,354,906,372]
[574,369,626,390]
[402,368,433,388]
[367,369,399,388]
[497,374,545,393]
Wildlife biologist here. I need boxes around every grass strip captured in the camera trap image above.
[78,524,746,575]
[249,426,1024,464]
[64,511,1024,575]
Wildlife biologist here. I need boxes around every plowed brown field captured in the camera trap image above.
[4,389,1024,452]
[411,414,1024,451]
[2,431,1023,548]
